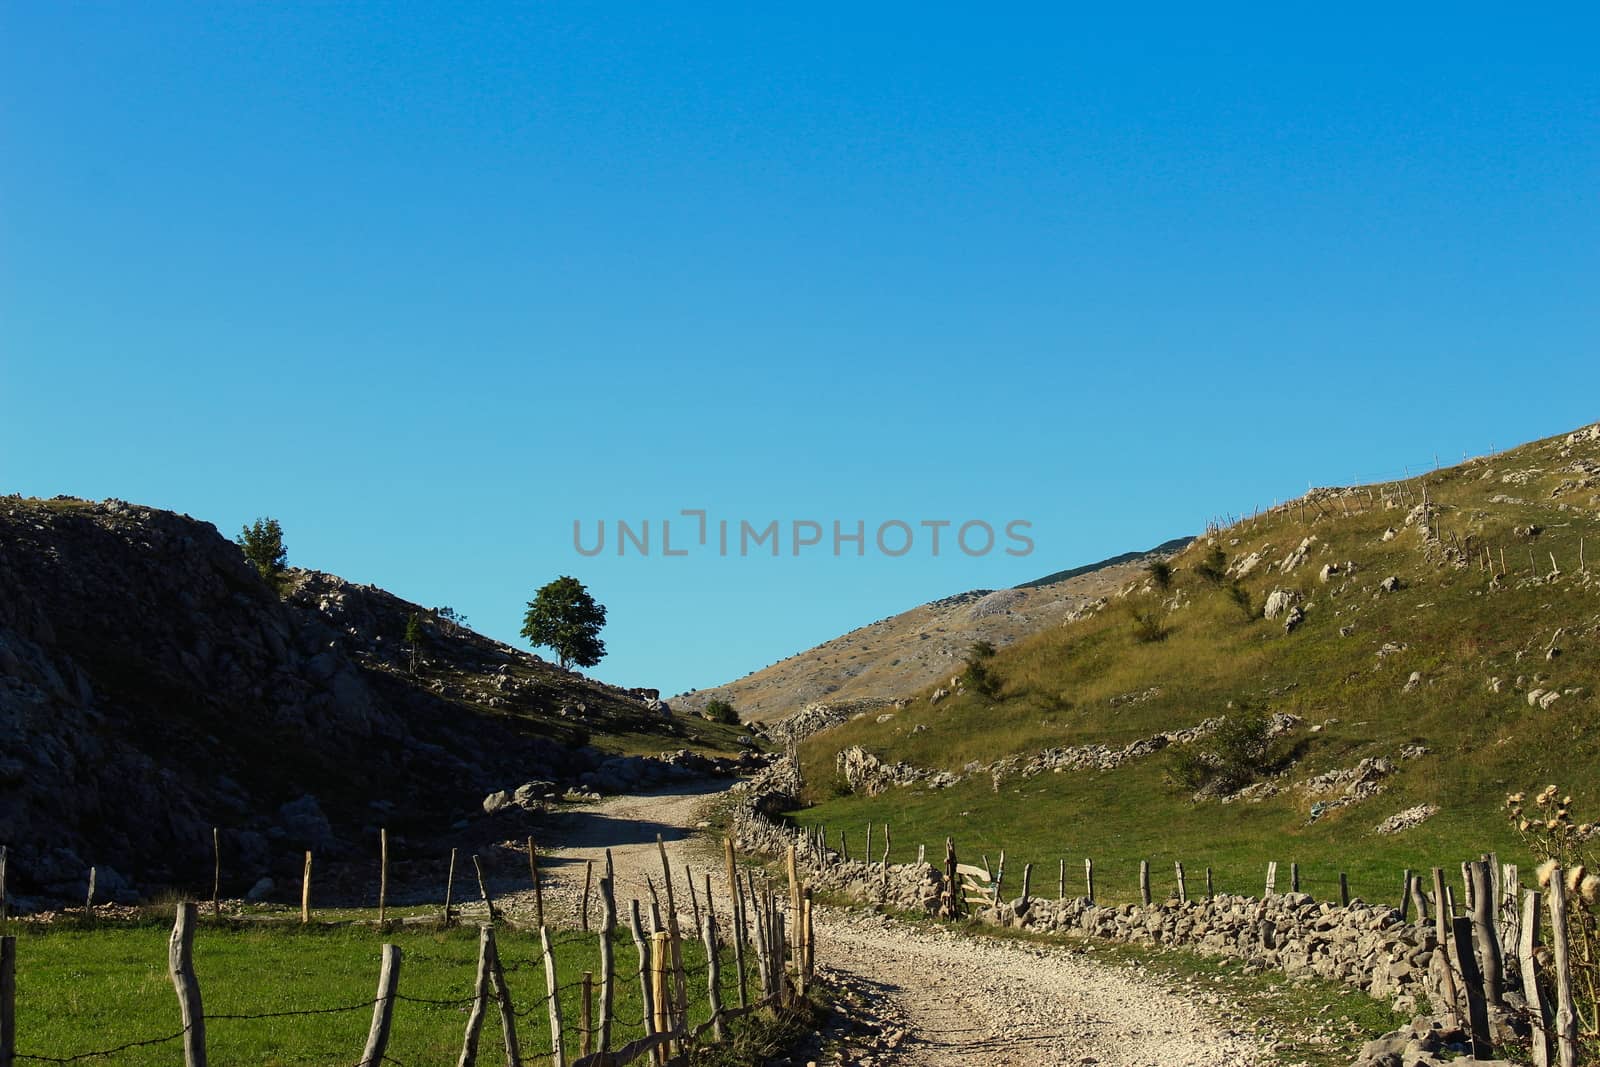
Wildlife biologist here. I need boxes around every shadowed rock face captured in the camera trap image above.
[0,497,665,907]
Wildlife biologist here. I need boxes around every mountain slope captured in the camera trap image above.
[785,420,1600,904]
[676,538,1192,722]
[0,496,748,907]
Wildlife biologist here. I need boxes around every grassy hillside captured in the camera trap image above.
[789,421,1600,905]
[677,540,1189,722]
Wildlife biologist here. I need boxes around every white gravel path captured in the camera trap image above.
[528,784,1269,1067]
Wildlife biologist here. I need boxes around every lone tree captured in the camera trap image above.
[521,576,607,669]
[237,517,288,592]
[404,612,424,674]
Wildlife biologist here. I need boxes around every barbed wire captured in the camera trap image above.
[16,1027,190,1062]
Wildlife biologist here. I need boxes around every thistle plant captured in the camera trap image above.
[1509,785,1600,1036]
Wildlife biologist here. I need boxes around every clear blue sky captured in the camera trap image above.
[4,4,1596,696]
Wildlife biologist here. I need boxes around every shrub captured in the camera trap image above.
[236,517,288,592]
[703,698,739,725]
[1225,581,1253,619]
[1130,607,1168,644]
[1193,546,1227,585]
[1169,708,1282,793]
[961,641,1002,697]
[1146,559,1173,589]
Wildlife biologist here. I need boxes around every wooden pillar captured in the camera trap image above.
[1085,858,1095,903]
[724,840,748,1008]
[358,944,401,1067]
[598,873,617,1053]
[443,848,458,927]
[1520,889,1550,1067]
[1175,862,1187,903]
[628,900,656,1043]
[541,927,566,1067]
[488,926,522,1067]
[1549,872,1579,1067]
[1139,860,1151,905]
[1339,872,1350,907]
[1470,860,1504,1005]
[456,926,492,1067]
[378,829,388,925]
[300,851,312,924]
[1450,917,1493,1060]
[528,837,544,930]
[168,902,207,1067]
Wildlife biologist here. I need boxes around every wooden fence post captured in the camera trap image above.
[702,904,725,1042]
[655,837,687,1033]
[301,851,312,924]
[1085,858,1094,903]
[944,838,958,918]
[1,936,15,1067]
[686,865,707,938]
[1265,861,1277,897]
[443,848,457,927]
[628,900,656,1044]
[473,855,499,922]
[378,829,388,925]
[580,859,593,933]
[1549,872,1579,1067]
[1450,917,1493,1059]
[746,872,770,998]
[488,926,522,1067]
[802,886,815,983]
[358,944,401,1067]
[1410,874,1430,924]
[1175,862,1186,903]
[211,828,221,919]
[168,902,207,1067]
[1339,872,1350,907]
[0,846,8,925]
[1470,860,1504,1005]
[724,840,748,1009]
[649,931,672,1053]
[1431,868,1460,1026]
[1139,860,1151,905]
[1058,859,1065,901]
[1290,862,1300,893]
[598,873,617,1053]
[786,846,801,956]
[1520,889,1550,1067]
[1205,866,1214,901]
[1399,869,1413,920]
[542,926,566,1067]
[528,837,544,930]
[456,925,492,1067]
[84,867,96,917]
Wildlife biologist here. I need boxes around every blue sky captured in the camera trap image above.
[3,4,1596,696]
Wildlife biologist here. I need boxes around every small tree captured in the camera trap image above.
[1192,545,1227,585]
[961,640,1002,697]
[1146,559,1173,590]
[434,606,470,632]
[703,698,739,725]
[1170,708,1282,794]
[521,576,607,669]
[237,517,288,592]
[404,612,424,674]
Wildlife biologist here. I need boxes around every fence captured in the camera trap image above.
[793,815,1589,1065]
[0,841,818,1067]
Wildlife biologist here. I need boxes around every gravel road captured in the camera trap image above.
[528,783,1268,1067]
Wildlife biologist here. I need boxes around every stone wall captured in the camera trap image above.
[728,759,1443,1014]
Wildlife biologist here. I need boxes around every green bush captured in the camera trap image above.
[1130,607,1169,644]
[1169,708,1283,793]
[1146,559,1173,589]
[1192,545,1227,585]
[703,698,739,725]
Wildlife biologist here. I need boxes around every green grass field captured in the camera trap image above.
[3,914,736,1066]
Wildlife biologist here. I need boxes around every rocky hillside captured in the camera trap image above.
[0,497,752,908]
[676,538,1191,721]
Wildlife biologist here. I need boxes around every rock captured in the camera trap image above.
[1403,671,1423,693]
[1283,606,1306,633]
[1376,805,1439,834]
[1264,588,1301,620]
[482,790,514,815]
[1380,576,1404,593]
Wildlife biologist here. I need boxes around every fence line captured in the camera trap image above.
[0,841,817,1067]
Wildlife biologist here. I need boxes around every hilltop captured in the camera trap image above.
[676,538,1191,721]
[0,497,754,908]
[783,420,1600,905]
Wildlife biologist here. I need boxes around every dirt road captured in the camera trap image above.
[529,783,1266,1067]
